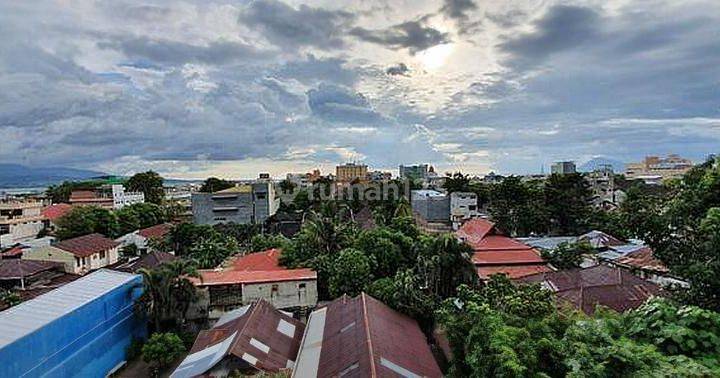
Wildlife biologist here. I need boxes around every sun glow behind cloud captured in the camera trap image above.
[416,43,455,71]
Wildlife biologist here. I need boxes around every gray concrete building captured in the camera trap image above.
[411,190,449,222]
[191,183,279,225]
[399,164,429,180]
[551,161,577,175]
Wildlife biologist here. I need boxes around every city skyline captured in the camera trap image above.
[1,0,719,179]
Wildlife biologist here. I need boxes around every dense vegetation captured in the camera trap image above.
[54,202,169,239]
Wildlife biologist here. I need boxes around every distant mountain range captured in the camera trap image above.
[578,157,626,173]
[0,164,107,188]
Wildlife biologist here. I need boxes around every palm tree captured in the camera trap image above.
[137,259,199,332]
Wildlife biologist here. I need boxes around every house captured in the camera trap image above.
[116,223,172,254]
[520,265,663,314]
[293,293,442,378]
[22,233,120,274]
[0,200,45,248]
[171,299,305,377]
[41,203,72,232]
[191,249,318,320]
[192,183,279,225]
[457,218,552,280]
[450,191,478,229]
[0,260,64,290]
[0,270,145,377]
[608,247,687,288]
[411,190,449,223]
[69,185,144,209]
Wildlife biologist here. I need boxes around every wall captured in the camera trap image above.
[0,273,146,377]
[192,192,254,225]
[23,246,77,274]
[412,193,450,223]
[242,279,318,310]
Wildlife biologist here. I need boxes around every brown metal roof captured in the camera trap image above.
[185,299,305,373]
[0,260,63,280]
[520,265,663,314]
[304,293,442,378]
[54,233,120,257]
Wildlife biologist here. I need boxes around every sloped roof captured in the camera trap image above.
[456,218,495,249]
[578,230,626,248]
[113,251,177,273]
[41,203,72,221]
[172,299,305,377]
[520,265,663,314]
[616,247,668,273]
[0,260,62,280]
[472,249,546,265]
[54,233,119,257]
[137,223,172,239]
[293,293,442,378]
[477,265,553,280]
[193,249,317,286]
[474,234,538,251]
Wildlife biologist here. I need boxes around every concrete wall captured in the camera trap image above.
[23,246,77,274]
[242,279,318,310]
[412,193,450,223]
[192,184,278,225]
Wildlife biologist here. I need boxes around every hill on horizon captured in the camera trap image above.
[0,164,107,188]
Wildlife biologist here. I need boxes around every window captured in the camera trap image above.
[75,257,81,268]
[298,283,306,289]
[100,251,106,259]
[255,193,266,199]
[469,205,477,211]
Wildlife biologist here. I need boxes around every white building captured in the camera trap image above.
[111,185,144,209]
[0,201,45,248]
[450,191,479,230]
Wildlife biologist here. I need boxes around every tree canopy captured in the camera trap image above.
[126,171,165,204]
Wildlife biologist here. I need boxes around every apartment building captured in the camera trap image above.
[0,200,45,248]
[335,163,368,182]
[625,154,693,181]
[191,183,279,225]
[69,185,144,209]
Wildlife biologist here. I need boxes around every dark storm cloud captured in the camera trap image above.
[307,83,384,123]
[350,20,451,54]
[440,0,480,34]
[98,37,272,66]
[499,5,600,67]
[239,0,354,49]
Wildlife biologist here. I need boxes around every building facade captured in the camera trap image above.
[69,185,144,209]
[0,270,145,377]
[551,161,577,175]
[625,154,693,181]
[335,163,368,182]
[192,183,279,225]
[0,200,45,248]
[399,164,429,180]
[450,191,479,229]
[23,233,120,275]
[411,190,449,223]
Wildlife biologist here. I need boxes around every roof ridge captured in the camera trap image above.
[360,293,377,376]
[229,299,262,355]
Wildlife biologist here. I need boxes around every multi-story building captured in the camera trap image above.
[191,183,279,225]
[450,191,479,229]
[586,165,625,209]
[335,163,368,182]
[0,200,45,248]
[69,185,144,209]
[625,154,693,181]
[399,164,429,180]
[551,161,577,175]
[367,170,392,182]
[411,190,449,223]
[23,233,120,275]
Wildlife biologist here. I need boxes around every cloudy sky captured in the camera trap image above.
[1,0,718,178]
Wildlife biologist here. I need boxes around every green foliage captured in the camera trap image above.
[279,179,297,194]
[488,176,549,236]
[328,248,373,298]
[137,260,198,332]
[213,223,261,250]
[366,269,436,327]
[46,180,105,203]
[544,173,594,235]
[187,233,240,269]
[0,290,22,307]
[199,177,235,193]
[55,205,119,239]
[121,244,139,258]
[415,234,477,299]
[126,171,164,204]
[125,337,145,361]
[142,332,186,372]
[443,172,471,193]
[353,228,414,278]
[541,241,593,270]
[115,202,167,235]
[250,233,292,252]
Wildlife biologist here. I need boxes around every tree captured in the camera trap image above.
[55,205,119,239]
[142,332,186,375]
[279,179,297,194]
[443,172,471,193]
[541,241,592,270]
[416,234,477,299]
[126,171,165,204]
[187,234,239,269]
[137,260,199,332]
[353,228,414,278]
[328,248,374,298]
[250,233,291,252]
[488,176,548,236]
[199,177,234,193]
[544,173,593,235]
[366,269,436,327]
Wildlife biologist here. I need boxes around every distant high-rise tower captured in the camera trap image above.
[551,161,576,175]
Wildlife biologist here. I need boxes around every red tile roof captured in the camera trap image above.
[474,234,535,251]
[137,223,172,239]
[520,265,663,314]
[296,293,442,378]
[1,246,25,258]
[41,203,73,221]
[181,299,305,374]
[477,265,553,279]
[54,233,120,257]
[472,249,546,265]
[0,260,63,279]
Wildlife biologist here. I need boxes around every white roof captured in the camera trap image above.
[411,190,446,198]
[0,269,140,349]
